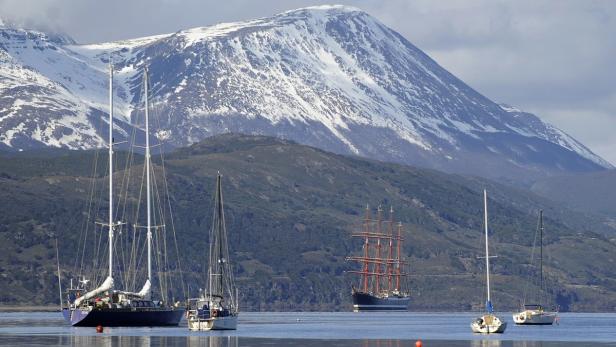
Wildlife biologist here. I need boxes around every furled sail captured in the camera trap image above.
[137,279,151,299]
[74,276,113,306]
[116,279,151,299]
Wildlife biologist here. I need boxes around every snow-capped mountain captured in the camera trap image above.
[0,6,611,182]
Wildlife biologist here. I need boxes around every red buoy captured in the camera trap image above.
[415,340,422,347]
[96,325,104,333]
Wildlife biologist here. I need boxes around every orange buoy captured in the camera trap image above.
[415,340,422,347]
[96,325,104,333]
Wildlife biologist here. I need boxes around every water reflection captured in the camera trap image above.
[188,336,239,347]
[360,340,403,347]
[2,312,616,346]
[0,336,606,347]
[67,335,240,347]
[512,342,553,347]
[471,340,502,347]
[470,340,501,347]
[0,335,240,347]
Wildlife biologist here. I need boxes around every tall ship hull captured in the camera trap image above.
[62,307,184,327]
[346,206,410,312]
[352,291,410,311]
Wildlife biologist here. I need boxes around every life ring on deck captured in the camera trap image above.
[212,310,218,317]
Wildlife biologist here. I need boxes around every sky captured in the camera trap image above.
[1,0,615,163]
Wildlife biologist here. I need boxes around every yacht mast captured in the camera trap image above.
[396,222,402,292]
[484,189,492,312]
[108,63,114,279]
[387,207,394,292]
[539,209,543,295]
[144,67,152,284]
[362,205,370,292]
[217,174,224,295]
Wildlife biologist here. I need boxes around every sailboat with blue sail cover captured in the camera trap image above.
[470,190,507,334]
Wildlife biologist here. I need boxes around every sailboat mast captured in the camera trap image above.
[539,209,543,293]
[108,62,114,279]
[362,205,370,292]
[144,67,152,283]
[217,174,224,294]
[374,207,382,294]
[387,207,394,292]
[396,222,402,292]
[55,237,63,309]
[484,189,491,306]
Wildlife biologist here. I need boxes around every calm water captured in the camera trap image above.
[0,311,615,346]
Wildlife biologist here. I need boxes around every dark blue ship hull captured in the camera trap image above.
[352,291,410,311]
[62,307,184,327]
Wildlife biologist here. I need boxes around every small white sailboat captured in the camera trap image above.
[513,210,558,325]
[187,173,239,331]
[471,190,507,334]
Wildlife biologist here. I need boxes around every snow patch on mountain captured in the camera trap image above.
[498,103,612,168]
[0,5,611,179]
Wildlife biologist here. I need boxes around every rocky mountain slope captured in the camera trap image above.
[0,6,610,184]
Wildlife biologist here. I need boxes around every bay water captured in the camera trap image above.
[0,311,615,346]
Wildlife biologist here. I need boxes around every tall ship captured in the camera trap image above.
[187,173,239,330]
[61,65,184,326]
[346,205,410,311]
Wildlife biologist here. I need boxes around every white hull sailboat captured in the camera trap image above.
[513,306,557,325]
[513,210,558,325]
[471,190,507,334]
[188,314,238,331]
[471,314,507,334]
[187,174,239,331]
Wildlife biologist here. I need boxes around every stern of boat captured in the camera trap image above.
[471,314,507,334]
[189,315,238,331]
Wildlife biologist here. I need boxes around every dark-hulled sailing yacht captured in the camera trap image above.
[346,206,410,311]
[62,65,184,326]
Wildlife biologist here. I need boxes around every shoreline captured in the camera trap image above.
[0,306,60,312]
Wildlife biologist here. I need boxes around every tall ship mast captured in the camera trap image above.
[187,173,239,330]
[61,65,184,327]
[346,205,410,311]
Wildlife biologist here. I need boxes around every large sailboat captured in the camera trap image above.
[513,210,558,325]
[346,206,410,311]
[187,173,239,330]
[470,190,507,334]
[62,65,184,326]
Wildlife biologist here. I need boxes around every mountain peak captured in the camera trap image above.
[282,4,365,16]
[0,21,76,46]
[175,4,369,44]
